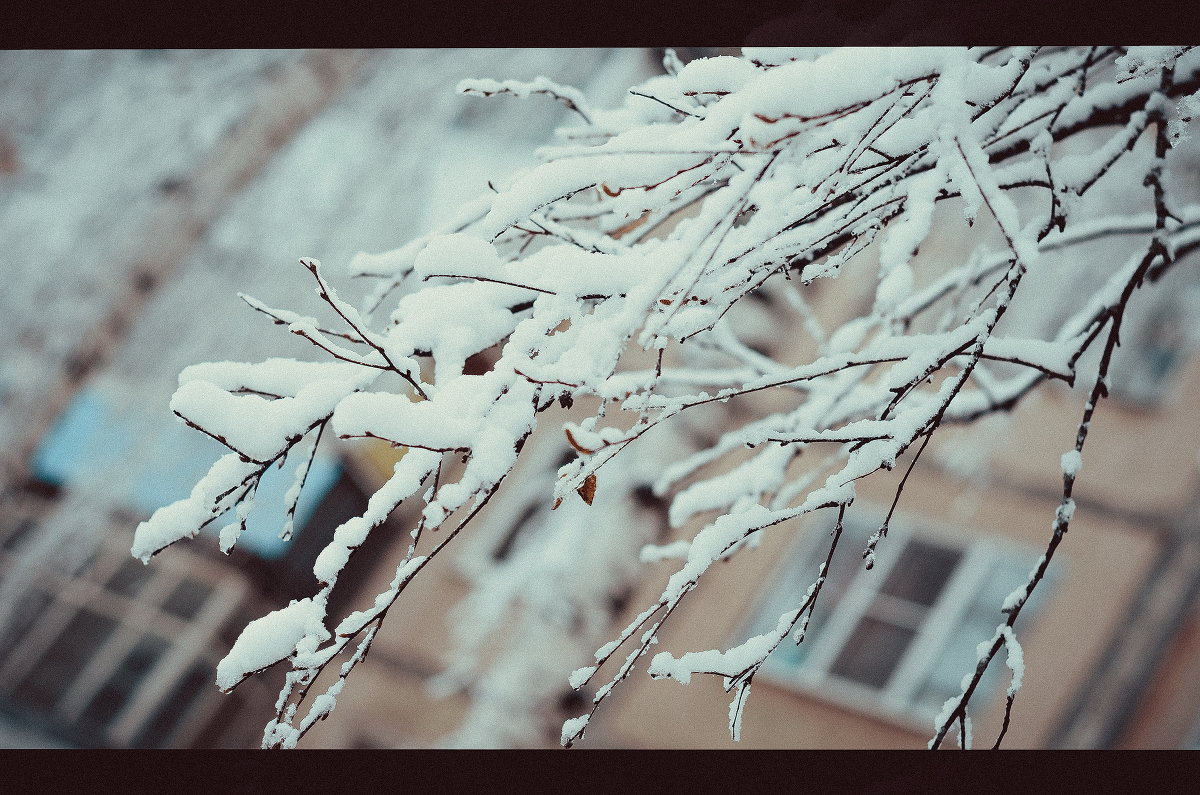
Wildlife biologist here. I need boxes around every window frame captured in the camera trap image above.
[0,488,273,747]
[742,507,1044,730]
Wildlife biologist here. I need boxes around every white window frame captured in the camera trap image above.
[744,507,1045,730]
[0,489,273,747]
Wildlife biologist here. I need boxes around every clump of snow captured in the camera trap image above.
[639,540,692,563]
[294,679,346,739]
[560,714,589,746]
[568,665,597,689]
[312,450,439,584]
[742,48,833,67]
[929,695,962,747]
[458,75,592,123]
[131,453,260,562]
[1001,583,1027,613]
[1060,449,1083,478]
[1000,625,1025,696]
[216,597,327,692]
[676,56,758,96]
[1055,498,1076,525]
[647,609,798,689]
[172,358,377,463]
[954,714,973,749]
[727,681,751,741]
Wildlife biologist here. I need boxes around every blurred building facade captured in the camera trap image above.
[1,48,1199,750]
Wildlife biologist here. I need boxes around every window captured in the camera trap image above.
[0,381,370,747]
[0,487,275,747]
[745,511,1048,726]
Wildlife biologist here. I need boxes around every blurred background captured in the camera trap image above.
[2,49,1200,749]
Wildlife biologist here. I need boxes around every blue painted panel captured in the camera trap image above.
[31,387,340,560]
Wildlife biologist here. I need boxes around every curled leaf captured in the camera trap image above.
[576,472,598,505]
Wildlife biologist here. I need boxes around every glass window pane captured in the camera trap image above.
[764,522,873,672]
[1,516,38,552]
[912,608,1007,711]
[880,539,962,606]
[71,547,101,578]
[0,589,53,658]
[161,579,213,621]
[193,691,249,749]
[133,661,212,748]
[105,557,154,598]
[977,553,1035,611]
[828,615,917,690]
[80,634,168,728]
[913,556,1032,712]
[14,609,118,711]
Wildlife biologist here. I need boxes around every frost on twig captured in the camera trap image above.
[132,47,1200,748]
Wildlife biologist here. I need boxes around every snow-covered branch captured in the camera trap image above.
[132,47,1200,749]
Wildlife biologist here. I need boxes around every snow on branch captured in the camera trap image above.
[133,47,1200,749]
[458,76,595,124]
